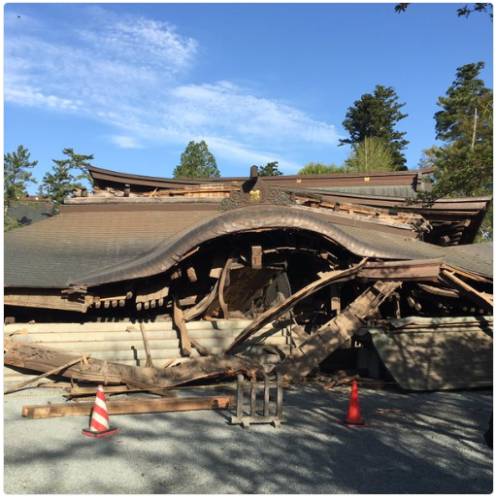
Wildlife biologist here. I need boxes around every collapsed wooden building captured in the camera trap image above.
[4,166,493,395]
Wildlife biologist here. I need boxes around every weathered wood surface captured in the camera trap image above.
[3,320,290,385]
[4,289,90,312]
[225,258,367,353]
[139,323,153,367]
[276,281,401,383]
[173,299,192,356]
[22,395,234,419]
[4,336,261,388]
[4,357,83,395]
[440,270,493,310]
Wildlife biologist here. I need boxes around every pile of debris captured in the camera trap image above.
[4,167,493,402]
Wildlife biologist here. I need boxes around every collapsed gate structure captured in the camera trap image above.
[4,166,493,392]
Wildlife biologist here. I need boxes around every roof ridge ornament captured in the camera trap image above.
[220,166,296,211]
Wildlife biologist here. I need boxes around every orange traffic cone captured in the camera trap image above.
[340,380,368,427]
[82,385,119,438]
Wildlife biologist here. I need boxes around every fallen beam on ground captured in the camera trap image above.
[4,357,83,395]
[276,280,401,383]
[4,336,261,388]
[22,395,234,419]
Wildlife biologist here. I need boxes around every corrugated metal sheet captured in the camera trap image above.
[370,317,493,390]
[3,320,293,385]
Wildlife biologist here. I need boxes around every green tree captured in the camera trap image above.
[173,140,220,179]
[39,148,94,210]
[395,3,493,19]
[417,146,441,170]
[339,85,409,170]
[258,161,283,176]
[60,148,95,187]
[4,145,38,203]
[435,62,492,143]
[4,145,38,231]
[419,63,493,200]
[298,163,345,175]
[345,137,395,173]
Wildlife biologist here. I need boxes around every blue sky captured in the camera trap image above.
[3,2,493,189]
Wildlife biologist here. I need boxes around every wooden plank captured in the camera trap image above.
[4,292,88,312]
[22,396,234,419]
[4,357,83,395]
[224,258,367,353]
[440,270,493,309]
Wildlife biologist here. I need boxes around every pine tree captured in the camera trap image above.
[4,145,38,203]
[345,137,395,173]
[420,63,493,200]
[298,163,345,175]
[258,161,283,176]
[39,149,95,210]
[339,85,409,170]
[173,141,220,179]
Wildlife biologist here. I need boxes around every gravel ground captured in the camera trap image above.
[3,383,493,494]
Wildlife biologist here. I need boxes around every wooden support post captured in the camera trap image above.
[251,245,262,269]
[276,373,283,422]
[263,374,270,418]
[219,256,237,320]
[250,376,256,418]
[330,284,341,313]
[173,299,192,357]
[139,322,153,368]
[236,374,244,424]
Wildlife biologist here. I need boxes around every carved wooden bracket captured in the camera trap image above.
[220,166,296,211]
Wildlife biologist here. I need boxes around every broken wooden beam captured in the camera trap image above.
[440,270,493,310]
[173,299,192,356]
[4,336,261,389]
[4,356,83,395]
[224,258,367,354]
[276,280,401,383]
[22,395,234,419]
[139,323,153,367]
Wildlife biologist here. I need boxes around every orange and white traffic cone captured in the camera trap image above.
[82,385,119,438]
[340,380,368,427]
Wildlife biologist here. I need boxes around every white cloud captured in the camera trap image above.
[4,7,341,168]
[109,136,144,149]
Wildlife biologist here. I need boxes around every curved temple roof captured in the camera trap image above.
[72,206,493,287]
